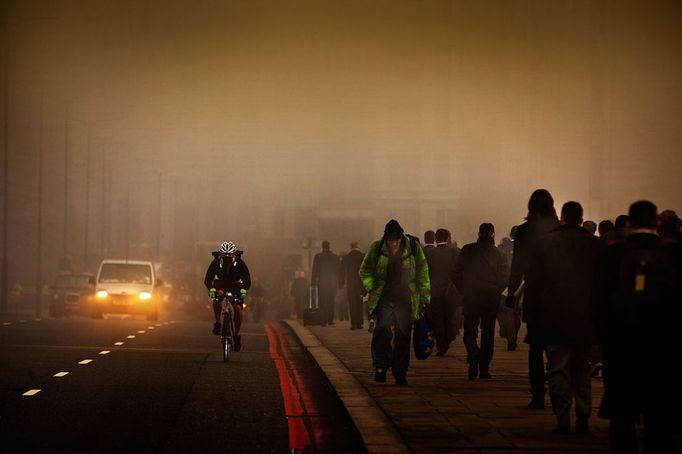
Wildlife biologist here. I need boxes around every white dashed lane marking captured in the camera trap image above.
[114,342,124,346]
[127,335,135,339]
[23,389,41,396]
[99,350,110,355]
[53,372,69,377]
[2,322,10,326]
[78,359,93,365]
[147,326,155,330]
[137,330,146,334]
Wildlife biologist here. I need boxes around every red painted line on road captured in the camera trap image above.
[264,323,310,451]
[269,323,332,450]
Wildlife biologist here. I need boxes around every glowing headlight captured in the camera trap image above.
[96,290,108,298]
[139,292,152,300]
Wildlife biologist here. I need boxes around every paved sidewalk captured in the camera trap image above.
[286,319,610,453]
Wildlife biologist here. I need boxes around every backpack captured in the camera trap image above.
[613,242,677,336]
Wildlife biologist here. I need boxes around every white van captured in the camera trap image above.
[93,260,161,320]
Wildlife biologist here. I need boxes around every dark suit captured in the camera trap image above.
[425,243,458,353]
[311,249,340,324]
[452,237,508,372]
[340,249,366,328]
[591,233,682,453]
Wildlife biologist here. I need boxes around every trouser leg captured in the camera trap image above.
[213,300,221,322]
[325,294,336,323]
[371,304,393,369]
[479,313,496,372]
[348,292,363,328]
[463,311,481,364]
[391,305,412,377]
[497,298,507,338]
[431,298,449,352]
[547,344,573,427]
[529,341,547,398]
[571,347,592,420]
[232,303,243,335]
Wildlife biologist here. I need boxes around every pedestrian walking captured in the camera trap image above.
[340,242,366,330]
[425,228,458,356]
[290,271,309,320]
[505,188,560,409]
[496,228,518,350]
[524,202,603,434]
[452,223,508,380]
[311,240,340,326]
[591,200,682,454]
[359,219,431,386]
[424,230,436,250]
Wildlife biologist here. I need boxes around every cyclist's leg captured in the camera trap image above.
[232,303,243,336]
[213,300,221,322]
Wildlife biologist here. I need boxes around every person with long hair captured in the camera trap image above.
[505,189,559,409]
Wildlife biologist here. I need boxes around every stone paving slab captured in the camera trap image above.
[286,319,611,453]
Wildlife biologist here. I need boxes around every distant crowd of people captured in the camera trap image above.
[291,188,682,453]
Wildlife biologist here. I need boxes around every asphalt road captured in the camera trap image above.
[0,313,365,453]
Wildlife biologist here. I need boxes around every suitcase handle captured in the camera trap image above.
[309,286,318,309]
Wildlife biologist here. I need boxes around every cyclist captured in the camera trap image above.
[204,241,251,351]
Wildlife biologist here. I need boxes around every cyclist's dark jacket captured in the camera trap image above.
[204,257,251,295]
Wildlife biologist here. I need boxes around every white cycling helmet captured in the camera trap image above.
[219,241,237,254]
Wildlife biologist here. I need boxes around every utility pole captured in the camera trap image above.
[35,77,44,318]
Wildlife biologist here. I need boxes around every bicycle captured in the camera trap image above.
[215,292,239,362]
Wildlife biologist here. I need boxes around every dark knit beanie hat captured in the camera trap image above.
[384,219,404,239]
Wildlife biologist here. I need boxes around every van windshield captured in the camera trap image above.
[99,264,152,284]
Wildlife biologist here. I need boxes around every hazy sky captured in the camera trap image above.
[4,0,682,281]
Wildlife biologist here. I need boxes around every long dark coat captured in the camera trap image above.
[523,225,603,347]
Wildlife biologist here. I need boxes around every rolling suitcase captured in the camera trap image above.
[302,286,325,326]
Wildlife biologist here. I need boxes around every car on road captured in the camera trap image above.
[93,260,162,320]
[49,272,96,317]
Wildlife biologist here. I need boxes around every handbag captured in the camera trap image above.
[413,310,435,360]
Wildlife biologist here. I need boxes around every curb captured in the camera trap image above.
[282,319,411,454]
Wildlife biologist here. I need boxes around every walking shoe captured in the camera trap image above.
[575,418,590,433]
[395,374,408,386]
[528,396,545,410]
[479,371,492,379]
[468,362,479,381]
[367,319,376,333]
[212,322,221,335]
[234,335,242,352]
[374,368,387,383]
